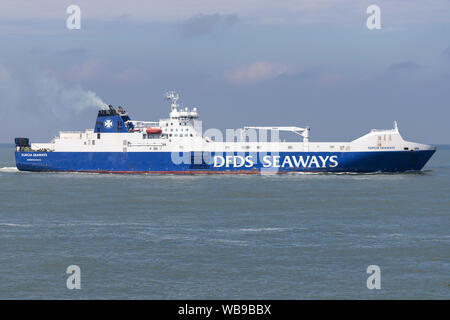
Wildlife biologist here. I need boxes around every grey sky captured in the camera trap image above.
[0,1,449,144]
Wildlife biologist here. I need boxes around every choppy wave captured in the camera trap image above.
[238,227,287,232]
[0,223,33,227]
[209,239,248,245]
[217,227,294,233]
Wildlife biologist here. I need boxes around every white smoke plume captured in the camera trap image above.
[0,63,110,141]
[35,74,108,114]
[0,63,108,117]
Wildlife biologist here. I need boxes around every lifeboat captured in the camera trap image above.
[146,127,162,134]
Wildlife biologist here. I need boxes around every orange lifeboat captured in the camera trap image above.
[146,127,162,134]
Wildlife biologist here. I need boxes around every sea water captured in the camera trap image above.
[0,144,448,299]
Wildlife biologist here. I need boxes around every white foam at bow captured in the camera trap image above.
[0,166,19,172]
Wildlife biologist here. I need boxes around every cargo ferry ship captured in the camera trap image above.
[14,92,436,173]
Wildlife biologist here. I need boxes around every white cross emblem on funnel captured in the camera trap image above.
[103,119,113,128]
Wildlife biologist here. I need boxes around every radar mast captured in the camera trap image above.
[165,91,180,111]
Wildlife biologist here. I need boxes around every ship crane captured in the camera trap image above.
[243,126,310,143]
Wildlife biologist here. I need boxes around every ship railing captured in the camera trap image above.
[371,128,398,133]
[243,126,310,143]
[59,131,84,134]
[57,130,93,139]
[128,121,160,128]
[371,121,400,133]
[58,131,84,139]
[128,142,167,147]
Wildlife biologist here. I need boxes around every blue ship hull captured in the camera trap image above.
[15,150,436,173]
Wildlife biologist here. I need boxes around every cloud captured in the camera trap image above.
[315,73,343,86]
[442,46,450,58]
[387,61,422,73]
[57,47,89,58]
[0,65,11,83]
[112,67,146,84]
[179,13,239,36]
[0,20,63,36]
[65,59,105,80]
[225,61,293,84]
[1,0,450,29]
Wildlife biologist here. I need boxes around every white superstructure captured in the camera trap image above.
[30,92,433,155]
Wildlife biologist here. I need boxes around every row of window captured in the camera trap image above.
[169,134,194,137]
[171,116,192,120]
[168,128,190,132]
[142,134,162,139]
[378,135,392,141]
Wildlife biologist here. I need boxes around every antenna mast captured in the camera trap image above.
[165,91,180,111]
